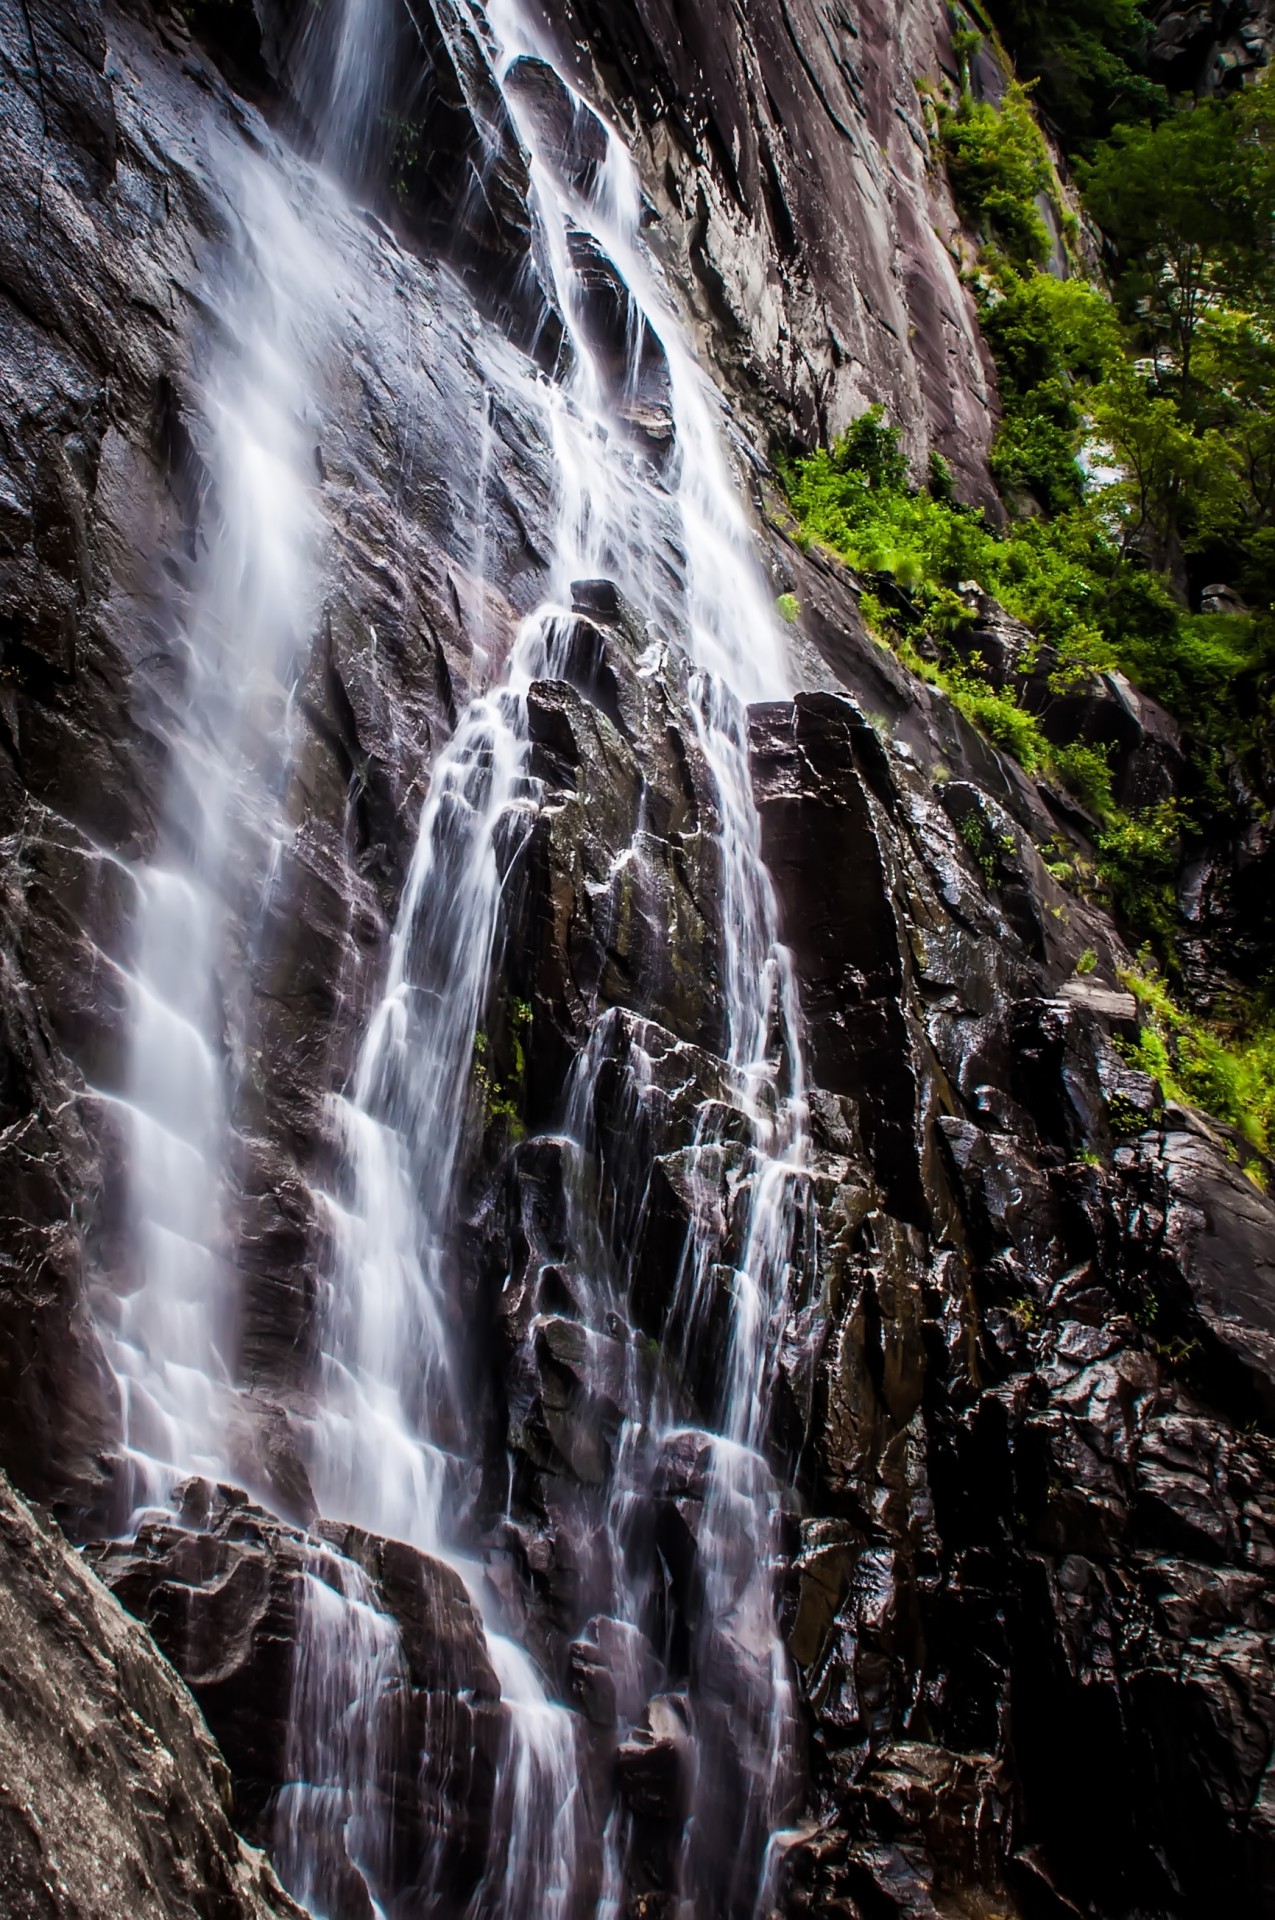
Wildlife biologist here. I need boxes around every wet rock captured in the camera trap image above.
[949,581,1035,689]
[88,1481,503,1907]
[0,1467,303,1920]
[565,228,673,446]
[1129,1126,1275,1415]
[749,692,926,1220]
[616,1694,692,1822]
[504,54,609,197]
[1026,664,1187,814]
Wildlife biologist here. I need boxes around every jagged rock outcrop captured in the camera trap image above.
[743,678,1275,1918]
[86,1481,504,1912]
[0,1467,304,1920]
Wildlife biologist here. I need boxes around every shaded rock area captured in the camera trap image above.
[0,1467,304,1920]
[1147,0,1275,94]
[742,686,1275,1919]
[0,2,1274,1920]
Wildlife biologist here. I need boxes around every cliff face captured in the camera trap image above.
[1,3,1274,1920]
[526,0,1001,501]
[0,1468,305,1920]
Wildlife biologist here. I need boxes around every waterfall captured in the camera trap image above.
[94,0,810,1911]
[297,0,808,1907]
[95,145,329,1520]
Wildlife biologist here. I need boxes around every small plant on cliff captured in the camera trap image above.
[940,80,1057,271]
[471,999,533,1140]
[1120,966,1275,1157]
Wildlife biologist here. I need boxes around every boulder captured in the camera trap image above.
[0,1467,303,1920]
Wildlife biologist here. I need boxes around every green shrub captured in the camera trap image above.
[1122,967,1275,1155]
[940,82,1056,270]
[1095,804,1181,954]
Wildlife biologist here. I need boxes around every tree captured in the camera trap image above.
[987,0,1164,150]
[1090,363,1239,568]
[1082,89,1275,409]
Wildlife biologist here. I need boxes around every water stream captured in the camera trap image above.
[95,0,811,1912]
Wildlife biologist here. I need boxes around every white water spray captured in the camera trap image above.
[95,0,812,1909]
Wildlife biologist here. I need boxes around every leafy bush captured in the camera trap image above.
[1081,87,1275,408]
[1095,803,1182,953]
[983,272,1121,512]
[1122,967,1275,1155]
[940,81,1056,270]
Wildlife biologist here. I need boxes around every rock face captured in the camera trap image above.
[525,0,1001,500]
[0,1467,304,1920]
[85,1481,504,1913]
[745,685,1275,1917]
[1,2,1274,1920]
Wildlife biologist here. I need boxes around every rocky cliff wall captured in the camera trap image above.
[526,0,1002,502]
[0,1467,305,1920]
[1,2,1274,1918]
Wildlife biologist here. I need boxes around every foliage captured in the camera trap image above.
[940,80,1056,270]
[1121,967,1275,1156]
[471,999,532,1137]
[1081,84,1275,407]
[781,406,1270,968]
[983,271,1121,510]
[1094,802,1181,951]
[981,0,1165,152]
[783,57,1275,1149]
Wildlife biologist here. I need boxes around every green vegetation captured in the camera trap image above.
[1121,968,1275,1158]
[471,999,533,1138]
[1082,87,1275,406]
[980,0,1165,154]
[939,79,1057,269]
[780,46,1275,1149]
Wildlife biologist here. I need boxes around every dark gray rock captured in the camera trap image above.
[0,1467,304,1920]
[87,1479,504,1912]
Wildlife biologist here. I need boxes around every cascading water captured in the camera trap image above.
[95,0,812,1910]
[292,0,810,1910]
[92,0,407,1526]
[95,150,327,1520]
